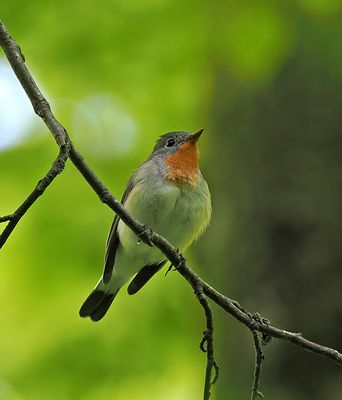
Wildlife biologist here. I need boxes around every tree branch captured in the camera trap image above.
[0,145,70,249]
[198,290,220,399]
[178,255,219,400]
[1,20,341,399]
[251,331,264,400]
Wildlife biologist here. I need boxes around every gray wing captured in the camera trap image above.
[102,176,136,284]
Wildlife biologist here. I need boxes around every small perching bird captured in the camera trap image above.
[80,130,212,321]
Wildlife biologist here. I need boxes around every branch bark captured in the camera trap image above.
[1,20,341,399]
[251,331,264,400]
[182,258,219,400]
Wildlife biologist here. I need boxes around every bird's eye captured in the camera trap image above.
[165,138,176,147]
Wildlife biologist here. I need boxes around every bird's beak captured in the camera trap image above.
[188,129,204,143]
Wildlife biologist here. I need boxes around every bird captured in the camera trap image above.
[79,129,212,321]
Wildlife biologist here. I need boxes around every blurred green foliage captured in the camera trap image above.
[1,1,342,399]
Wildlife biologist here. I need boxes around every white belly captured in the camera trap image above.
[117,176,211,268]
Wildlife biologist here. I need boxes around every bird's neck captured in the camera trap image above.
[165,142,200,186]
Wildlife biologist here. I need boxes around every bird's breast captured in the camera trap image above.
[118,173,211,260]
[165,142,200,186]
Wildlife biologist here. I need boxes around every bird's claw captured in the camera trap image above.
[137,225,153,247]
[175,249,186,269]
[164,264,174,276]
[165,249,186,276]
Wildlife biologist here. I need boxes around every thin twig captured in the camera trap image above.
[251,331,264,400]
[199,279,342,366]
[0,145,70,249]
[1,20,342,398]
[193,280,219,399]
[0,215,13,223]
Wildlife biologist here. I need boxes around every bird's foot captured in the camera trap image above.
[164,264,174,276]
[175,248,186,269]
[164,250,186,276]
[137,225,153,247]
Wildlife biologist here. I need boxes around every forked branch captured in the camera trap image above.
[0,145,70,248]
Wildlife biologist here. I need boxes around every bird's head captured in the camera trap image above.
[151,129,204,186]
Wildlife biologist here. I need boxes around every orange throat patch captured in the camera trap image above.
[165,142,200,186]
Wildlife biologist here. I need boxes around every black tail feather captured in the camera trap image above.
[79,289,119,322]
[90,292,117,322]
[79,290,106,317]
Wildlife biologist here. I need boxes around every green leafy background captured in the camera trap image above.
[1,1,342,399]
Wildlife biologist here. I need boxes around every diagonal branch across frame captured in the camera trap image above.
[0,20,341,400]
